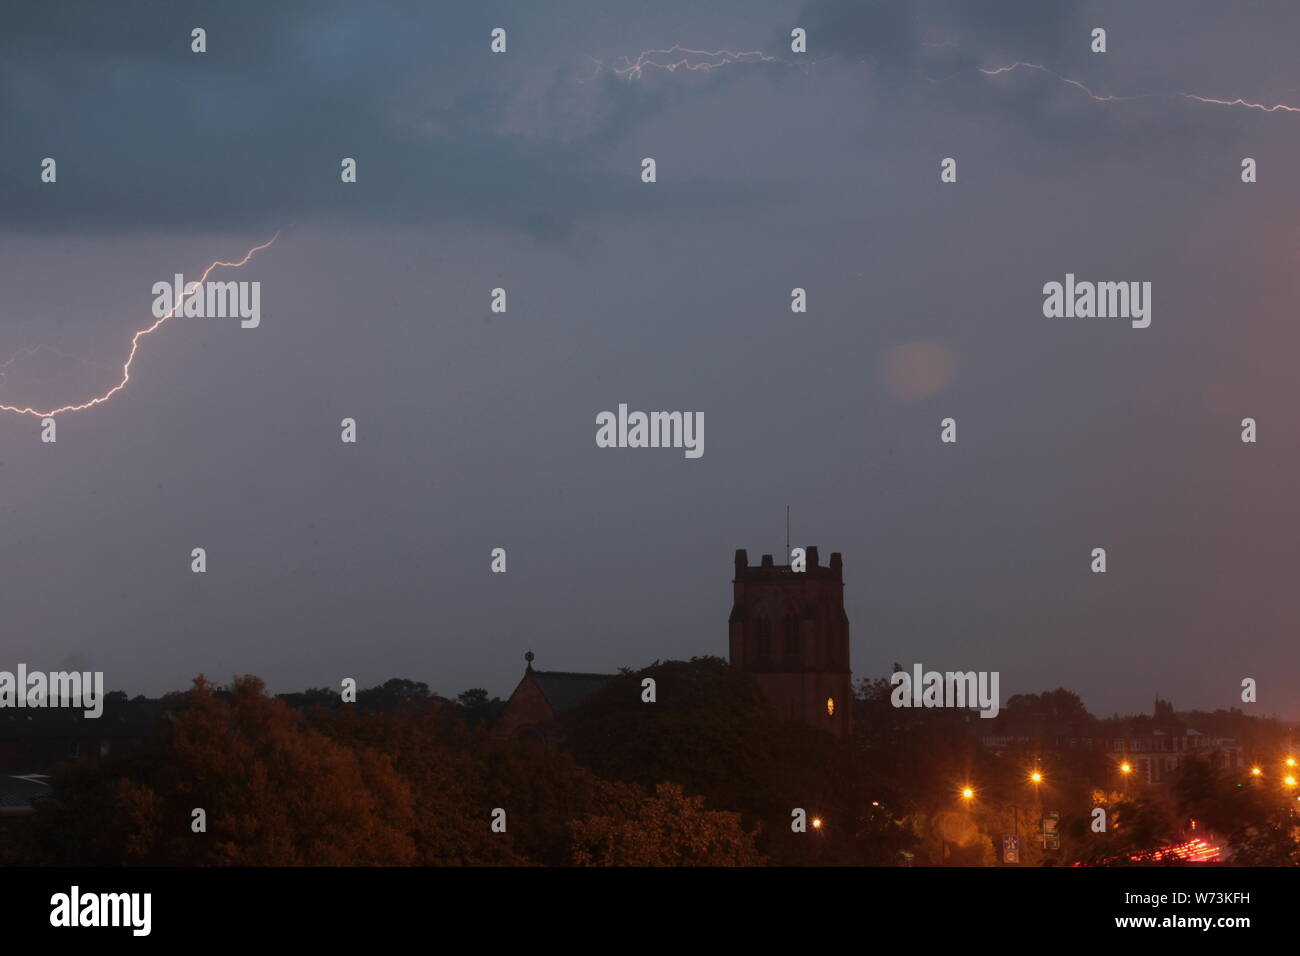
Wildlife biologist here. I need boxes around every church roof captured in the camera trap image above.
[530,670,613,712]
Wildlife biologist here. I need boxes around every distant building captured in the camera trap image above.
[495,546,855,744]
[493,654,612,746]
[729,547,853,737]
[0,696,159,773]
[1110,727,1243,784]
[1107,698,1244,784]
[978,695,1246,786]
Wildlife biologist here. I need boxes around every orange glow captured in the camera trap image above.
[811,817,823,830]
[1286,776,1297,788]
[0,235,278,419]
[1251,767,1263,776]
[1120,762,1132,775]
[826,697,835,717]
[1287,757,1297,768]
[961,787,974,800]
[1030,771,1043,784]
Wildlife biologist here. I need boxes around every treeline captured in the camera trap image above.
[0,659,925,865]
[3,660,1296,866]
[2,670,762,866]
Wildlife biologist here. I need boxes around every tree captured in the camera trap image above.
[19,675,419,866]
[357,678,433,711]
[456,688,504,726]
[563,657,786,815]
[565,658,913,865]
[569,783,764,866]
[1065,789,1177,866]
[318,694,636,865]
[1175,755,1300,864]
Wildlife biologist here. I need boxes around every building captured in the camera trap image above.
[493,653,612,746]
[1110,728,1244,785]
[495,546,855,744]
[978,695,1247,787]
[0,696,159,773]
[728,547,853,737]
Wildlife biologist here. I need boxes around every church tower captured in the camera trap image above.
[729,547,852,737]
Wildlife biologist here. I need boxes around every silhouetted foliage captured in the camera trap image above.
[5,666,1295,868]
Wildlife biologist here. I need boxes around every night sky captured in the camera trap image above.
[2,0,1299,719]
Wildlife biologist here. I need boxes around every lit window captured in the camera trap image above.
[826,697,835,717]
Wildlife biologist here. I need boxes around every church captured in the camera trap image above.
[494,546,853,742]
[728,546,852,737]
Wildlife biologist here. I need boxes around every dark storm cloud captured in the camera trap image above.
[0,0,771,239]
[777,0,1269,153]
[1,0,1263,243]
[775,0,1082,72]
[776,0,920,70]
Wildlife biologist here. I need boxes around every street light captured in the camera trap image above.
[946,787,975,863]
[1007,769,1045,861]
[1118,761,1133,794]
[1285,776,1297,789]
[1251,767,1263,777]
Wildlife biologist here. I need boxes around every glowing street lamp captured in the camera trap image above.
[1251,767,1263,777]
[811,817,823,830]
[1120,762,1132,775]
[960,787,975,801]
[1029,771,1043,785]
[1285,776,1297,789]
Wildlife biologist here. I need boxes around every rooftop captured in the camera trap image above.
[529,670,613,712]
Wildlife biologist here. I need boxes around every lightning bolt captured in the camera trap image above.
[589,44,1299,117]
[980,61,1300,114]
[585,45,783,81]
[0,234,278,419]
